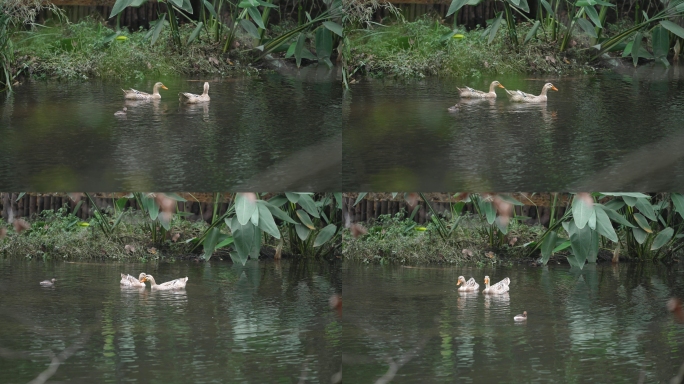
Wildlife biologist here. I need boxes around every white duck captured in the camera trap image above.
[142,275,188,290]
[179,82,210,103]
[482,276,510,294]
[456,276,480,292]
[120,273,147,288]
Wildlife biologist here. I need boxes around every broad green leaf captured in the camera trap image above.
[632,227,647,244]
[236,193,257,225]
[482,201,496,225]
[600,205,635,228]
[577,18,598,38]
[603,199,625,211]
[623,195,637,206]
[524,20,541,44]
[233,220,256,263]
[652,25,670,65]
[202,227,220,260]
[250,202,260,226]
[447,0,470,16]
[635,197,657,221]
[633,213,652,233]
[295,223,310,240]
[509,0,520,6]
[238,0,258,7]
[314,224,337,247]
[569,221,598,267]
[632,32,643,67]
[553,240,572,253]
[187,22,203,45]
[142,194,160,221]
[572,195,594,229]
[651,227,674,250]
[671,193,684,220]
[488,12,504,44]
[587,210,597,230]
[540,0,554,15]
[661,20,684,39]
[229,251,248,265]
[268,195,289,207]
[316,27,333,67]
[323,21,343,37]
[151,13,167,45]
[601,192,649,198]
[109,0,136,18]
[296,209,315,229]
[203,0,218,18]
[498,194,524,206]
[262,201,297,224]
[247,6,265,29]
[334,193,343,210]
[256,0,278,7]
[594,206,618,242]
[240,19,260,39]
[583,5,601,28]
[515,0,530,13]
[297,194,320,218]
[294,33,306,68]
[541,231,557,264]
[179,0,193,13]
[257,202,280,239]
[495,217,508,235]
[286,192,301,204]
[215,235,234,249]
[163,192,187,201]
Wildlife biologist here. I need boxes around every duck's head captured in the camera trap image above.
[492,80,505,89]
[484,276,490,285]
[51,278,57,283]
[137,272,147,281]
[523,311,527,316]
[140,275,148,283]
[154,82,169,90]
[544,83,558,91]
[204,82,210,91]
[456,276,465,285]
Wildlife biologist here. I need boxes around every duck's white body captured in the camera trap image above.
[482,276,510,294]
[143,275,188,290]
[179,82,210,103]
[456,276,480,292]
[120,273,147,288]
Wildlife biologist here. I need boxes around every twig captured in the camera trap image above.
[374,337,429,384]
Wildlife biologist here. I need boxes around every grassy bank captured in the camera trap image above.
[1,208,202,260]
[12,19,257,82]
[343,212,548,265]
[347,17,600,79]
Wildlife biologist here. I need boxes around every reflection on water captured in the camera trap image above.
[343,263,684,382]
[343,64,684,190]
[0,67,342,190]
[0,259,341,383]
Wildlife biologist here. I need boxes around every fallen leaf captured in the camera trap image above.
[462,249,473,257]
[13,219,30,234]
[147,247,157,254]
[486,251,495,259]
[171,233,180,242]
[125,244,135,253]
[509,237,518,246]
[350,223,367,238]
[545,55,556,64]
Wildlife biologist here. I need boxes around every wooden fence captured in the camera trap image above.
[343,193,569,227]
[0,193,241,222]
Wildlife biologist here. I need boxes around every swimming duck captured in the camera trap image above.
[120,273,147,288]
[179,82,210,103]
[40,278,56,286]
[447,104,460,113]
[482,276,510,294]
[122,82,168,100]
[141,275,188,290]
[456,276,479,292]
[514,311,527,321]
[457,81,505,98]
[114,107,127,116]
[505,83,558,103]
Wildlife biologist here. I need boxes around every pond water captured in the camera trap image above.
[0,259,341,383]
[0,67,342,190]
[342,262,684,382]
[343,64,684,191]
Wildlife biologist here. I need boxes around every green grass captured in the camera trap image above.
[0,207,211,260]
[12,18,259,81]
[347,17,597,78]
[343,211,547,265]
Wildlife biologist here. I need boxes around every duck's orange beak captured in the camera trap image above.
[140,277,146,282]
[457,280,462,285]
[161,85,169,90]
[498,84,505,88]
[551,86,558,91]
